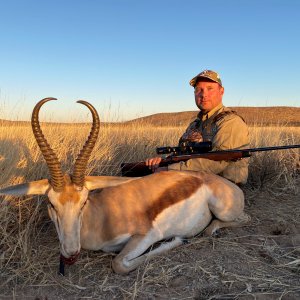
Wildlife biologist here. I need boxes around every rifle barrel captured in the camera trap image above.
[246,144,300,153]
[166,144,300,162]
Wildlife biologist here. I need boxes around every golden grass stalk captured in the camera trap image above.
[0,121,299,298]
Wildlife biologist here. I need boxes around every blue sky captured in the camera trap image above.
[0,0,299,121]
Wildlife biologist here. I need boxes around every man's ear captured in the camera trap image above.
[220,86,225,96]
[0,179,50,195]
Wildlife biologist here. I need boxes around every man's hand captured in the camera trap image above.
[145,157,162,172]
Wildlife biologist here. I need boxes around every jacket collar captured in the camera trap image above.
[197,103,224,121]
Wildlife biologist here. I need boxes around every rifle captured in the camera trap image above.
[120,144,300,177]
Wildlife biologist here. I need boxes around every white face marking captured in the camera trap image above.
[47,187,89,258]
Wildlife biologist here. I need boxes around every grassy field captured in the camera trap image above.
[0,121,299,299]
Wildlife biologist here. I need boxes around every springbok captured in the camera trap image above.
[0,98,250,274]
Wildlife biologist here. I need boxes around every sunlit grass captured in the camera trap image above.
[0,122,299,185]
[0,120,299,297]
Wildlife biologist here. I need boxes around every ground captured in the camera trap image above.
[1,186,299,300]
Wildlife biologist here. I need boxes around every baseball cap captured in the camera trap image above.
[189,70,222,87]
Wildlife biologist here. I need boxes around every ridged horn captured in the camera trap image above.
[72,101,100,188]
[31,98,65,192]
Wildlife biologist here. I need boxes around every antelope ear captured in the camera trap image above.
[0,179,50,196]
[84,176,140,190]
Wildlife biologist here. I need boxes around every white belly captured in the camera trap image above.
[151,186,213,239]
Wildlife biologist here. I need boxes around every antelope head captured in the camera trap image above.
[0,98,131,261]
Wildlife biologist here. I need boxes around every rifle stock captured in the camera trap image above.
[121,144,300,177]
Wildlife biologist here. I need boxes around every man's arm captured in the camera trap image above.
[168,114,249,173]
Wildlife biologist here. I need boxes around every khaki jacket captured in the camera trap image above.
[168,103,250,184]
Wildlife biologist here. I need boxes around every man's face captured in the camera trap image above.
[194,81,224,113]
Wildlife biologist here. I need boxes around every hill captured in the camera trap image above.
[1,107,299,127]
[125,106,300,127]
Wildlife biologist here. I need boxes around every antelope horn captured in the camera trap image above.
[72,101,100,188]
[31,98,65,192]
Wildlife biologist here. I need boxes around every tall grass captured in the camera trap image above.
[1,122,298,184]
[0,121,299,297]
[247,126,299,191]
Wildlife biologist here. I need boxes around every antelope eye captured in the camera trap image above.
[48,202,55,210]
[80,200,88,210]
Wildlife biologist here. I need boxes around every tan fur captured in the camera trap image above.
[57,176,81,205]
[81,172,203,244]
[146,175,203,221]
[0,170,249,274]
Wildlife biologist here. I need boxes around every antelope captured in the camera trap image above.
[0,98,250,274]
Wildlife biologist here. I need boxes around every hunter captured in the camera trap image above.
[145,70,250,185]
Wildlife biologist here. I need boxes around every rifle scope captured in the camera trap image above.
[156,141,212,155]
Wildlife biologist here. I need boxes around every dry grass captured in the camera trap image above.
[0,121,299,299]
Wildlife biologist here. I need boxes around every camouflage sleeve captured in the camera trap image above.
[178,119,203,145]
[168,114,249,173]
[178,121,193,145]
